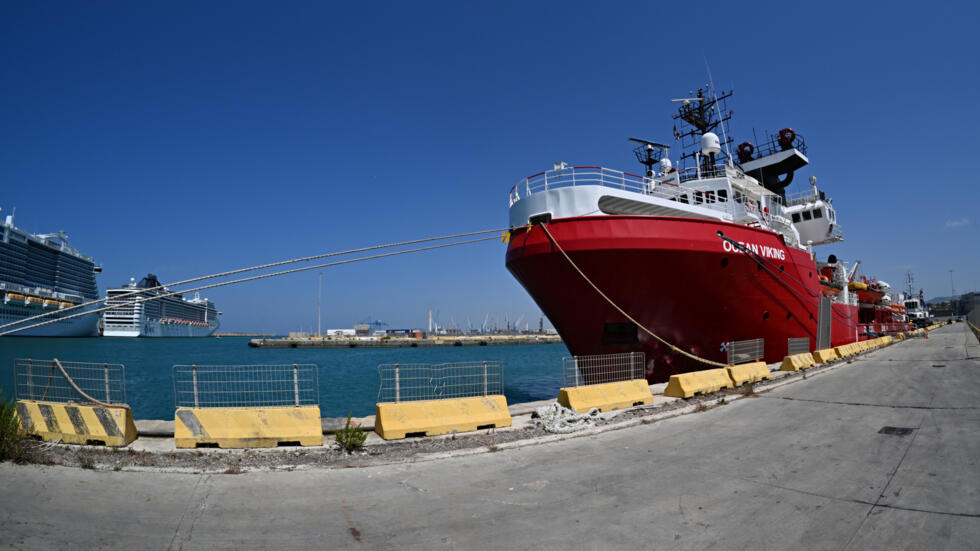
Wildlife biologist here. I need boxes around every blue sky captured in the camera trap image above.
[2,1,977,332]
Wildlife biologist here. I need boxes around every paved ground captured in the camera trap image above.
[2,324,978,550]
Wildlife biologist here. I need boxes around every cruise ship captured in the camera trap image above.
[0,210,102,337]
[103,274,220,337]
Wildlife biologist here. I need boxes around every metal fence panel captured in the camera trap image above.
[562,352,645,387]
[15,358,127,405]
[377,361,504,403]
[173,364,319,408]
[727,338,764,365]
[787,337,811,356]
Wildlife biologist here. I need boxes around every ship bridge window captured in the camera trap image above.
[679,194,689,204]
[694,191,704,205]
[717,189,728,202]
[705,191,716,203]
[792,212,801,223]
[814,208,823,219]
[802,210,812,221]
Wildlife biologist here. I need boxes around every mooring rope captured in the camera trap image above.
[714,231,861,331]
[537,223,728,368]
[0,227,510,333]
[52,359,114,407]
[1,234,501,336]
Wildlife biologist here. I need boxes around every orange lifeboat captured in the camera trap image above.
[819,275,842,296]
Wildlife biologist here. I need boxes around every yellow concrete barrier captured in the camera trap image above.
[834,344,854,358]
[558,379,653,413]
[664,368,733,398]
[15,400,137,447]
[374,395,512,440]
[727,361,771,386]
[780,352,815,371]
[174,406,323,448]
[812,348,839,363]
[881,336,893,345]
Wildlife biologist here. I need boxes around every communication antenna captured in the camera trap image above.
[703,58,735,165]
[628,137,670,178]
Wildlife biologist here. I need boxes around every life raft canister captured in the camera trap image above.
[736,141,754,163]
[777,128,796,150]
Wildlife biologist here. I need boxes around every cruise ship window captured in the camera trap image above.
[814,208,823,218]
[792,212,801,223]
[802,210,812,221]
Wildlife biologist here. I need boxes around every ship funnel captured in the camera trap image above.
[701,132,721,155]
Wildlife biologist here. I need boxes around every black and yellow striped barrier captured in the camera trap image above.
[15,400,137,447]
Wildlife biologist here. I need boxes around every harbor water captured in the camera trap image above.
[0,337,569,420]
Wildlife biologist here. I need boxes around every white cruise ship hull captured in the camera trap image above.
[1,309,100,337]
[104,319,219,338]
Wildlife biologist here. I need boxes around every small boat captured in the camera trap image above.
[819,275,842,296]
[848,281,867,292]
[5,292,26,304]
[26,296,43,306]
[43,299,59,308]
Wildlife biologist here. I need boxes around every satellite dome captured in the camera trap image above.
[701,132,721,155]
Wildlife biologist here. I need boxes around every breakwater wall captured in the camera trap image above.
[248,336,562,348]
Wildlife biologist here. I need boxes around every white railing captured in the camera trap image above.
[509,166,648,206]
[785,189,822,207]
[508,165,743,221]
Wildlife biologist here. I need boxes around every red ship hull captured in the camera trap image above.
[506,216,861,383]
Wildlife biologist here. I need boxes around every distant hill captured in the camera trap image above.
[928,291,979,305]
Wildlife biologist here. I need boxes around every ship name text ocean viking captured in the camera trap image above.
[721,239,787,260]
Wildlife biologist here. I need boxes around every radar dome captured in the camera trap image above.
[701,132,721,155]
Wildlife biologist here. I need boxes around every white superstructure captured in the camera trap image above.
[103,274,220,337]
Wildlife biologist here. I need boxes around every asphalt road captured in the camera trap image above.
[2,324,978,550]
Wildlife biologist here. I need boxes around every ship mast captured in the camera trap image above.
[671,87,734,171]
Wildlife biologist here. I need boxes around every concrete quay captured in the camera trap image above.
[2,324,978,550]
